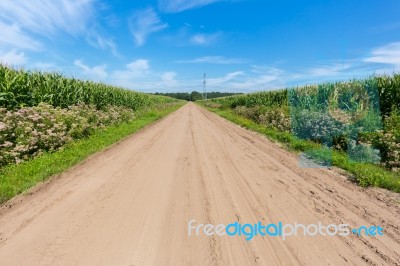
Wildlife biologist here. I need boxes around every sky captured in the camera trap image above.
[0,0,400,93]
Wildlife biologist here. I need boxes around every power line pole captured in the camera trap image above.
[202,73,207,100]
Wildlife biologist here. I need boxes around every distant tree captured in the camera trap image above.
[152,91,242,101]
[190,91,202,101]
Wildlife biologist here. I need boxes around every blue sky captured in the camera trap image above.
[0,0,400,93]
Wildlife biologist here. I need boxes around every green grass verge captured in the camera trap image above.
[0,103,184,204]
[199,104,400,193]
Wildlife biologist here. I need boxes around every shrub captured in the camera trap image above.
[258,108,291,132]
[0,103,135,167]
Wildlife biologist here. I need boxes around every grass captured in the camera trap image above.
[200,104,400,193]
[0,103,184,204]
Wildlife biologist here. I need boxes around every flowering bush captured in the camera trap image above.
[291,110,345,145]
[232,105,399,172]
[234,106,261,120]
[258,108,291,133]
[362,110,400,172]
[0,103,134,167]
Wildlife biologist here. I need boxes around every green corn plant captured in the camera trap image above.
[0,64,178,111]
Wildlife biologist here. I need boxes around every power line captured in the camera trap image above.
[202,73,207,100]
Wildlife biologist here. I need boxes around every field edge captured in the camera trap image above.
[0,102,185,204]
[197,103,400,193]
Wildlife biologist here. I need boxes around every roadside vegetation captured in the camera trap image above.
[0,64,183,203]
[199,74,400,192]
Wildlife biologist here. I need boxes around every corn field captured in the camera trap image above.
[203,74,400,172]
[209,74,400,118]
[0,64,176,111]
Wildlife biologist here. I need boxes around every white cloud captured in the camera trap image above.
[160,27,222,47]
[307,63,351,76]
[227,67,285,91]
[0,49,28,65]
[112,59,150,86]
[191,35,206,45]
[0,0,95,36]
[203,66,286,92]
[110,61,182,91]
[176,56,247,64]
[161,71,177,82]
[161,71,177,81]
[129,8,168,46]
[161,71,178,87]
[74,59,108,80]
[279,63,357,86]
[229,74,284,90]
[190,32,221,46]
[159,0,224,13]
[251,65,282,75]
[126,59,150,75]
[86,31,120,57]
[0,21,41,50]
[208,71,245,86]
[364,41,400,66]
[0,0,98,58]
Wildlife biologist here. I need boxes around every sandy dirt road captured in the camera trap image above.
[0,102,399,265]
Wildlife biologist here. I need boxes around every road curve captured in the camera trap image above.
[0,103,399,265]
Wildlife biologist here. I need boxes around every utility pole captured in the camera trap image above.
[202,73,207,100]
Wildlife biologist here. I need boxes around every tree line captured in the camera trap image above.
[153,91,242,101]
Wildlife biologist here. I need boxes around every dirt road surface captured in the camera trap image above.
[0,103,399,265]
